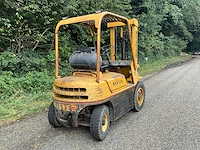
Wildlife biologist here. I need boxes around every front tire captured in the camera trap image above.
[132,81,145,112]
[90,105,110,141]
[48,102,62,128]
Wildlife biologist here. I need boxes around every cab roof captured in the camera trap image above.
[55,11,129,33]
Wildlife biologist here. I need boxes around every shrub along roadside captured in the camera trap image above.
[0,51,54,100]
[0,70,54,100]
[0,54,192,126]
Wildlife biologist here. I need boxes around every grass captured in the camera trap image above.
[0,92,51,126]
[0,54,192,126]
[138,54,192,76]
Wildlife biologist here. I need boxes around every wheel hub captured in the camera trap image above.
[101,114,108,132]
[136,87,144,106]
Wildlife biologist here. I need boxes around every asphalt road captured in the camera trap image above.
[0,56,200,150]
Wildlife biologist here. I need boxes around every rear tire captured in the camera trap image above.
[90,105,110,141]
[48,102,62,128]
[132,81,145,112]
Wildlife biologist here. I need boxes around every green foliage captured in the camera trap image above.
[0,51,54,100]
[0,70,53,100]
[0,51,50,75]
[130,0,200,61]
[0,71,16,99]
[162,36,187,57]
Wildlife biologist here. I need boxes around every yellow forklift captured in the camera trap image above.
[48,11,145,141]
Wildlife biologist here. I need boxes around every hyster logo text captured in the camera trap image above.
[113,80,123,86]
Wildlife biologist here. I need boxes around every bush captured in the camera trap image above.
[0,70,54,100]
[163,36,187,57]
[18,70,54,93]
[0,51,53,76]
[0,51,54,100]
[0,71,17,99]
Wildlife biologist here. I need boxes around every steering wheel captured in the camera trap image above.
[101,45,112,64]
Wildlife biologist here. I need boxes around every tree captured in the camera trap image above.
[129,0,198,59]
